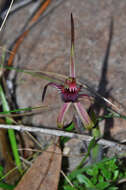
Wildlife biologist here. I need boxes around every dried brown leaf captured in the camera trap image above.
[15,141,62,190]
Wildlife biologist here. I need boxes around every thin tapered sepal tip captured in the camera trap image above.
[71,13,74,47]
[42,82,62,102]
[42,82,53,102]
[42,85,48,102]
[70,13,75,78]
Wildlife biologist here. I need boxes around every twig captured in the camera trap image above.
[79,80,122,114]
[118,178,126,184]
[61,170,74,187]
[0,0,15,32]
[25,131,42,148]
[1,0,34,19]
[20,156,32,166]
[0,124,126,151]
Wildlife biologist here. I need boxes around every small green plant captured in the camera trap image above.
[61,157,126,190]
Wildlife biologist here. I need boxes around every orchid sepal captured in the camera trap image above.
[57,102,72,128]
[74,102,94,130]
[70,13,75,78]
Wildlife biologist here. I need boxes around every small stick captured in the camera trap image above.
[0,0,15,32]
[0,124,125,151]
[1,0,33,20]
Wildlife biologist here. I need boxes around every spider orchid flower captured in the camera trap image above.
[42,13,94,130]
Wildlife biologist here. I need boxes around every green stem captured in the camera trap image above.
[91,110,102,164]
[0,85,22,173]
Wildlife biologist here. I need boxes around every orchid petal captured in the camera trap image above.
[57,102,72,128]
[70,13,75,78]
[74,102,94,130]
[42,82,62,102]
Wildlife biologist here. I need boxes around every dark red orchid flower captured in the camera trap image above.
[42,13,94,129]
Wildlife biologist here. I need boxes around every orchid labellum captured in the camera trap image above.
[42,13,94,129]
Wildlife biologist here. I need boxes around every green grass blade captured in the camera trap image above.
[0,105,48,117]
[0,85,22,173]
[3,65,66,83]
